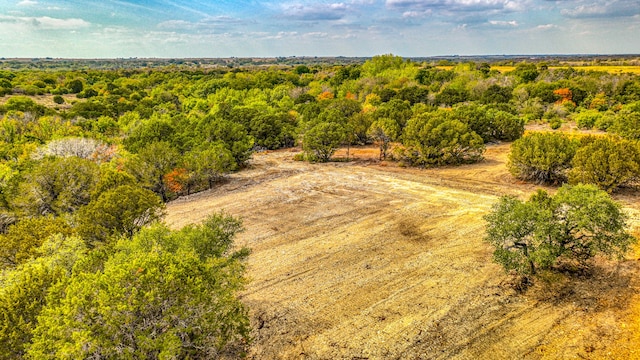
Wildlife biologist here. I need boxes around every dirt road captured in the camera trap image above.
[165,144,640,359]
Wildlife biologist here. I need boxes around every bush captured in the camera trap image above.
[302,121,345,162]
[402,110,484,166]
[508,132,578,184]
[52,95,64,104]
[573,109,602,129]
[569,136,640,192]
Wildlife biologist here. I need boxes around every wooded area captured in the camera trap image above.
[0,55,639,358]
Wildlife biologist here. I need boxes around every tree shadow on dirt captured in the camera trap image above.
[528,258,639,313]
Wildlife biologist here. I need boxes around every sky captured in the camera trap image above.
[0,0,639,58]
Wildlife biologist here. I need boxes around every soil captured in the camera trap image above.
[165,143,640,360]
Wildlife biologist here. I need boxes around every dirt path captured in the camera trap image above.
[165,144,640,359]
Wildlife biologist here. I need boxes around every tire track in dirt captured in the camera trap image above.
[165,145,640,360]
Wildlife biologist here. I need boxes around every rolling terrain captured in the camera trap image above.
[165,143,640,359]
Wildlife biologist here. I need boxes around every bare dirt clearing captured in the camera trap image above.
[165,144,640,359]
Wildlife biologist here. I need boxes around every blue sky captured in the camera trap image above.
[1,0,639,58]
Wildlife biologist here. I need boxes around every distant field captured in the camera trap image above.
[491,65,640,74]
[436,65,640,75]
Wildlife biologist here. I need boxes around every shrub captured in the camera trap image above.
[569,136,640,192]
[508,132,578,184]
[402,111,484,166]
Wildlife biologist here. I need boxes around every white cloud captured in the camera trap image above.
[402,10,433,17]
[17,0,37,6]
[560,0,640,18]
[536,23,557,30]
[488,20,518,26]
[0,15,90,30]
[157,16,246,33]
[281,3,349,21]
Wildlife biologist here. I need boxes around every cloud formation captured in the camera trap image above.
[280,3,349,21]
[560,0,640,18]
[0,0,638,57]
[0,14,90,30]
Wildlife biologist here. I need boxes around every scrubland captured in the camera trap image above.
[166,144,640,359]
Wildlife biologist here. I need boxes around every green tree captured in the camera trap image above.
[0,216,73,269]
[510,62,539,83]
[402,111,485,166]
[65,79,84,94]
[13,156,99,216]
[573,109,602,129]
[125,141,180,202]
[610,110,640,140]
[123,113,177,153]
[248,112,295,150]
[28,214,250,359]
[0,235,87,359]
[569,136,640,192]
[367,118,400,160]
[484,184,635,277]
[183,142,236,192]
[302,121,345,162]
[199,117,254,167]
[508,132,579,184]
[75,185,165,246]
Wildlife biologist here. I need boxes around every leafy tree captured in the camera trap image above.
[302,121,345,162]
[511,62,539,83]
[183,142,236,192]
[3,96,46,117]
[75,185,165,246]
[367,118,400,160]
[52,95,64,105]
[199,117,254,167]
[13,156,99,216]
[569,136,640,192]
[0,216,73,269]
[65,79,84,94]
[248,112,295,150]
[123,113,177,153]
[484,184,636,277]
[372,99,412,128]
[67,99,108,119]
[508,132,579,184]
[28,214,250,359]
[125,141,180,202]
[435,86,469,107]
[91,166,139,199]
[402,111,485,166]
[0,235,87,359]
[361,54,406,76]
[479,84,513,104]
[488,109,525,142]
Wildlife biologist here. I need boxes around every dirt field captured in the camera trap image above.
[165,143,640,360]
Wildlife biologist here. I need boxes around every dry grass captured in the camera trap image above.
[165,142,640,359]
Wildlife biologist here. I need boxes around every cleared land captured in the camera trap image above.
[165,143,640,360]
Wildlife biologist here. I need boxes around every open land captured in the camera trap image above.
[165,140,640,359]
